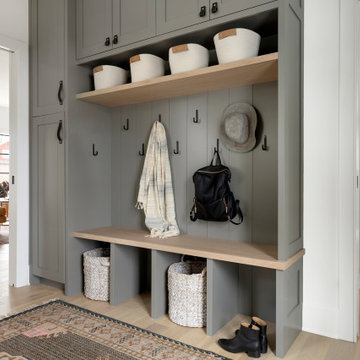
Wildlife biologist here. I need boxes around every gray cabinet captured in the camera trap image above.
[76,0,113,59]
[112,0,156,48]
[156,0,209,35]
[77,0,155,59]
[31,114,65,283]
[209,0,273,19]
[31,0,65,117]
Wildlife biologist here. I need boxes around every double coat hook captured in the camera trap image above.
[173,141,180,155]
[123,118,129,131]
[262,135,269,151]
[139,143,145,156]
[92,144,98,156]
[193,109,200,123]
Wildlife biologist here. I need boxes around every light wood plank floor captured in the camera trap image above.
[0,244,359,359]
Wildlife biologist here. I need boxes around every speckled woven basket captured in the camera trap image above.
[83,248,110,301]
[168,257,207,328]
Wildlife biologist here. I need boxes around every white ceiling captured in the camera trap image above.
[0,49,10,108]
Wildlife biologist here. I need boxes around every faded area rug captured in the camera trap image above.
[0,300,229,360]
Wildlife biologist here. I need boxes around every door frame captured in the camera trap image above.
[0,34,29,287]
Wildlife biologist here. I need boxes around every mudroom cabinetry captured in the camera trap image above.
[30,114,65,283]
[76,0,156,59]
[30,0,65,117]
[30,0,66,284]
[156,0,210,34]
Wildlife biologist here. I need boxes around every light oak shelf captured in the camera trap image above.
[73,226,304,271]
[76,53,278,107]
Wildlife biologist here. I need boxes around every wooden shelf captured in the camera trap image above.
[76,53,278,107]
[73,226,304,271]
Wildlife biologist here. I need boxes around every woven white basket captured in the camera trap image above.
[83,248,110,301]
[168,256,207,327]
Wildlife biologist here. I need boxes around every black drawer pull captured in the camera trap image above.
[58,80,63,105]
[211,2,218,13]
[57,120,63,144]
[199,6,206,17]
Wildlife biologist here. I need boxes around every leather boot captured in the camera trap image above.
[250,316,268,354]
[218,322,261,358]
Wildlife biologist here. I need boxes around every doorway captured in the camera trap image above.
[0,48,10,293]
[0,33,29,289]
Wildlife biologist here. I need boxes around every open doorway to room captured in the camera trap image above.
[0,48,10,291]
[0,48,10,292]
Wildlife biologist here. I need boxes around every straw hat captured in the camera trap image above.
[220,103,257,153]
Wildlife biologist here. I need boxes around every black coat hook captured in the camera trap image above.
[158,114,161,122]
[92,144,98,156]
[173,141,180,155]
[123,118,129,131]
[193,109,200,123]
[139,143,145,156]
[262,135,269,151]
[214,138,220,153]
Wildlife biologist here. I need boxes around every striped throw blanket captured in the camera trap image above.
[136,121,180,238]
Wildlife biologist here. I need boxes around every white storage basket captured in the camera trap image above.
[130,53,165,82]
[168,256,207,328]
[83,248,110,301]
[214,28,261,64]
[93,65,128,90]
[169,43,209,74]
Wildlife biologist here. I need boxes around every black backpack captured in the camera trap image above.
[190,150,243,225]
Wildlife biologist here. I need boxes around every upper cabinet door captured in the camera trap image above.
[209,0,272,19]
[156,0,209,35]
[112,0,156,48]
[31,0,65,117]
[76,0,113,59]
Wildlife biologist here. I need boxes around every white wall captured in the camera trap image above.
[0,106,9,133]
[0,0,28,44]
[303,0,358,341]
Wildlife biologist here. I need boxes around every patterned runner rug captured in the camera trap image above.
[0,300,229,360]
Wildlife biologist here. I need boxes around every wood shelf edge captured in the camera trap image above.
[72,226,304,271]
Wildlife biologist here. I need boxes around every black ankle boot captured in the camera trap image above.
[250,317,268,354]
[218,322,261,358]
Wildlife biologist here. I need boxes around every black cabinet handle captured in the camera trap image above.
[105,37,111,46]
[113,35,118,45]
[211,2,218,13]
[57,120,63,144]
[199,5,206,17]
[58,80,63,105]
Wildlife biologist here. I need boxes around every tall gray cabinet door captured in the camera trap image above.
[112,0,156,47]
[209,0,273,19]
[278,0,303,260]
[156,0,209,35]
[31,113,65,283]
[76,0,112,59]
[31,0,65,117]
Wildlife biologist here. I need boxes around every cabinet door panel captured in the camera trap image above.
[76,0,112,59]
[113,0,156,47]
[31,0,65,116]
[156,0,209,35]
[31,114,65,283]
[210,0,273,19]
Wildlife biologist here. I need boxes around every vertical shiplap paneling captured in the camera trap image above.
[228,86,254,242]
[133,102,154,230]
[252,82,278,245]
[169,96,188,233]
[207,89,230,239]
[116,105,141,228]
[187,93,208,237]
[111,108,123,226]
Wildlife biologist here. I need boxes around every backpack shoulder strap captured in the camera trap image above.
[228,199,243,225]
[190,199,198,222]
